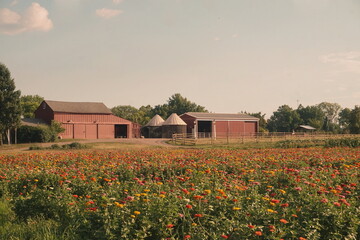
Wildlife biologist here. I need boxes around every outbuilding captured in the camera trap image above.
[142,114,165,138]
[162,113,187,138]
[180,112,259,138]
[35,100,135,139]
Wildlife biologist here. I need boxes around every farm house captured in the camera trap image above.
[34,100,138,139]
[180,112,259,138]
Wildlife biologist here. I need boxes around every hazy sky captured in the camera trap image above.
[1,0,359,117]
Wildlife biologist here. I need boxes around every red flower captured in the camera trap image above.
[221,235,229,239]
[194,214,203,218]
[186,204,192,209]
[184,235,191,239]
[166,224,174,228]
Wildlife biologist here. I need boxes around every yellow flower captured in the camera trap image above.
[204,189,211,194]
[114,202,124,208]
[192,223,197,226]
[130,215,136,218]
[157,182,163,185]
[135,194,141,197]
[134,211,141,215]
[144,189,150,192]
[232,207,241,211]
[159,194,166,198]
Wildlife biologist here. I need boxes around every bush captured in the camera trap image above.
[324,138,360,148]
[17,121,65,144]
[275,139,324,148]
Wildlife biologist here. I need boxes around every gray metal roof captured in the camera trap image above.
[299,125,316,130]
[145,114,165,127]
[44,100,112,114]
[163,113,187,126]
[182,112,259,121]
[21,118,47,126]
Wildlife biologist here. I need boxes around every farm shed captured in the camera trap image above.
[142,114,164,138]
[162,113,187,138]
[34,100,136,139]
[180,112,259,138]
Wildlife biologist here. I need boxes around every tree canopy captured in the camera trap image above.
[20,94,44,118]
[0,63,21,144]
[112,93,207,125]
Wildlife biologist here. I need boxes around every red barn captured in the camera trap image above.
[35,100,134,139]
[180,112,259,138]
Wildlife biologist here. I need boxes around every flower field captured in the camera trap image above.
[0,147,359,239]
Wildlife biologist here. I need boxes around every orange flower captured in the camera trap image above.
[255,231,262,236]
[280,219,288,224]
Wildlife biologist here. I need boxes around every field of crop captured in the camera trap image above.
[0,147,359,240]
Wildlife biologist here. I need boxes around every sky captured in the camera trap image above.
[1,0,360,118]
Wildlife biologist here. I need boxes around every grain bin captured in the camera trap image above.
[162,113,187,138]
[142,114,164,138]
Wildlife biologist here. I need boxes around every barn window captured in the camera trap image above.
[42,103,46,109]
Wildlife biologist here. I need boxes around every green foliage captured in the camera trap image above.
[296,104,324,130]
[275,139,325,148]
[348,106,360,134]
[28,142,90,150]
[17,121,64,143]
[20,94,44,118]
[18,125,53,143]
[268,105,301,132]
[324,137,360,148]
[112,93,207,125]
[0,62,21,144]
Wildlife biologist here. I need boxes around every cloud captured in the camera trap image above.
[320,51,360,74]
[113,0,123,4]
[0,3,53,35]
[96,8,122,19]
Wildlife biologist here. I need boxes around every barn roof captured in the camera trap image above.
[163,113,187,126]
[145,114,165,127]
[182,112,259,121]
[44,100,112,114]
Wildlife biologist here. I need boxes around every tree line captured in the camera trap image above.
[1,62,360,145]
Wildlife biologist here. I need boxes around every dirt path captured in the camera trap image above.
[0,138,179,153]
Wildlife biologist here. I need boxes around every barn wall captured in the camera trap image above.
[60,124,74,139]
[34,102,54,124]
[180,114,196,133]
[86,124,97,139]
[98,124,114,139]
[54,113,131,124]
[245,121,257,135]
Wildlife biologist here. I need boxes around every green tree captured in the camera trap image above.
[0,63,21,145]
[267,105,301,132]
[349,106,360,134]
[167,93,207,117]
[111,105,139,122]
[296,104,324,130]
[317,102,341,132]
[339,107,352,133]
[20,94,44,118]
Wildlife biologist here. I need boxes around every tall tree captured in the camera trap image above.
[339,107,352,133]
[20,94,44,118]
[317,102,341,132]
[166,93,207,118]
[267,105,301,132]
[349,106,360,134]
[0,63,21,145]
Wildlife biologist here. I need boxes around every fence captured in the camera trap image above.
[172,132,359,146]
